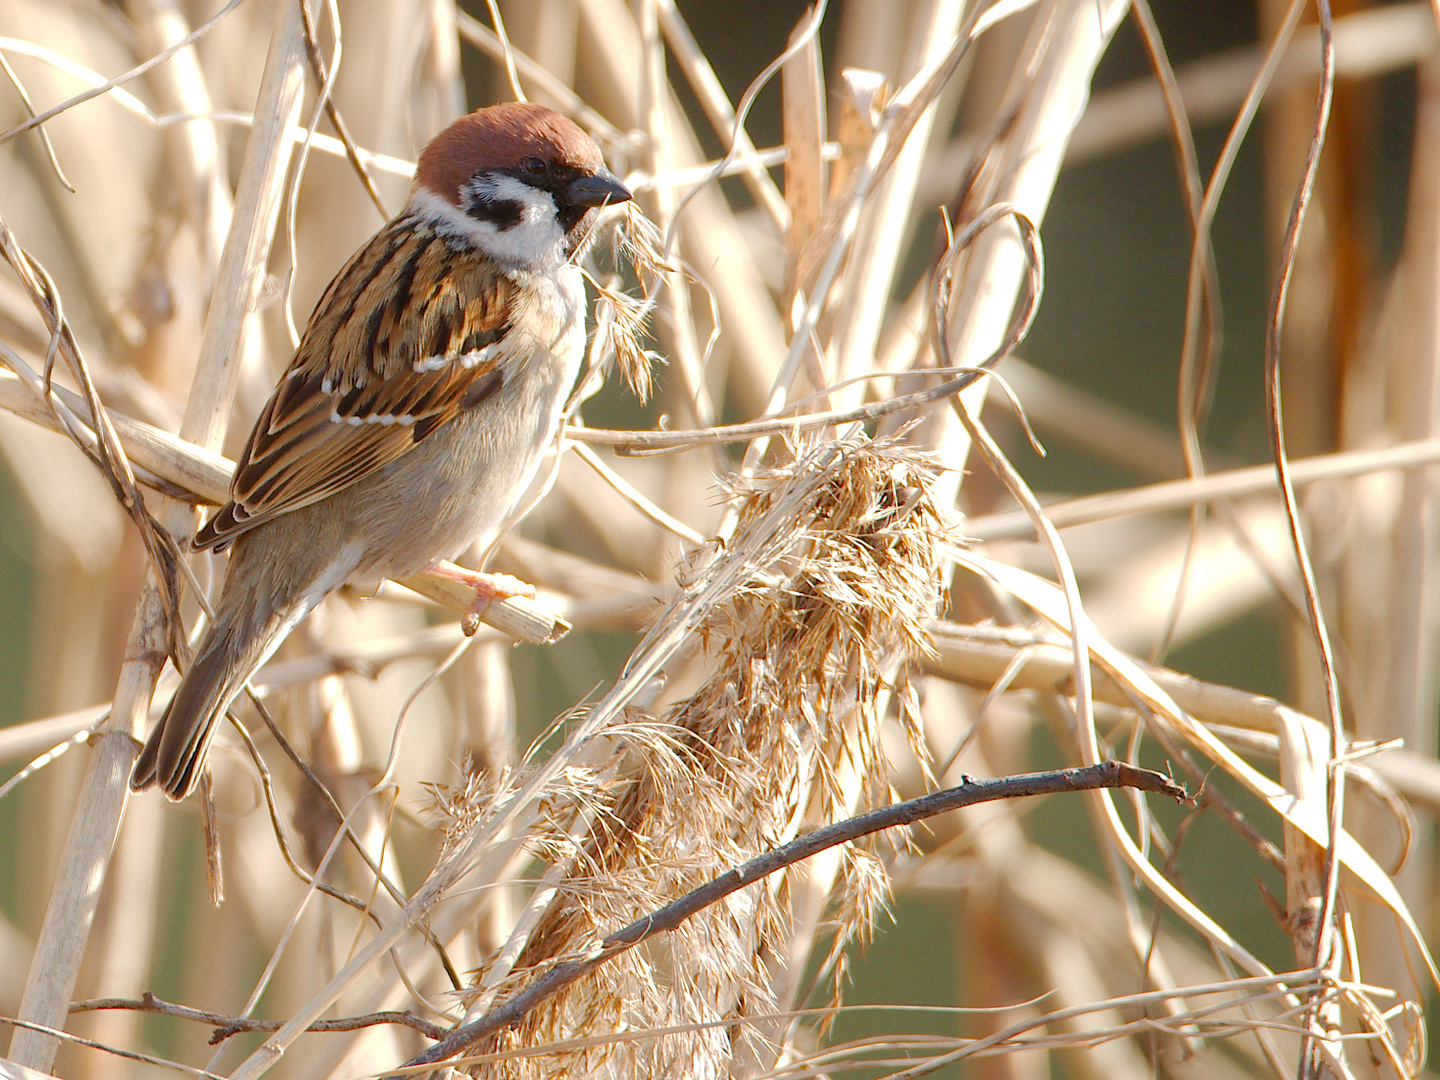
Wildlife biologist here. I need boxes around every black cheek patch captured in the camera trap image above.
[466,196,523,230]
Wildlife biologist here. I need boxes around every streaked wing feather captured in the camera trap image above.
[196,221,517,552]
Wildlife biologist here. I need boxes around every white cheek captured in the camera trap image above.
[481,200,566,268]
[407,183,567,271]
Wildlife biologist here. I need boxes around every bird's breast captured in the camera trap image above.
[343,272,587,580]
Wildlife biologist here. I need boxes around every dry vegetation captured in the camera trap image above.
[0,0,1439,1078]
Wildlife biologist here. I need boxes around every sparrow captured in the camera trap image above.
[131,102,632,800]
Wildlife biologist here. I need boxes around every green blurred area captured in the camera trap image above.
[0,462,33,926]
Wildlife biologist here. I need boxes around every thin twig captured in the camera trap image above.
[296,0,388,218]
[0,1013,228,1078]
[226,701,463,1010]
[393,762,1187,1072]
[454,12,614,137]
[0,50,73,191]
[1260,2,1344,1071]
[68,992,445,1044]
[484,0,525,103]
[0,0,249,144]
[570,441,704,545]
[0,220,184,654]
[1131,0,1220,665]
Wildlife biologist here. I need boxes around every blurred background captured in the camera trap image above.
[2,0,1437,1077]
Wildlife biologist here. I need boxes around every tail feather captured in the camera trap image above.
[132,601,305,801]
[133,522,359,800]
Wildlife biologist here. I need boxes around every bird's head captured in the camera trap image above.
[410,102,632,271]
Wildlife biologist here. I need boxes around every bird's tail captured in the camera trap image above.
[131,594,306,801]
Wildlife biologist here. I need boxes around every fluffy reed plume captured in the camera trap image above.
[583,204,664,404]
[434,435,948,1076]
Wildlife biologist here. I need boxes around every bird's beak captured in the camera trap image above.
[566,168,633,208]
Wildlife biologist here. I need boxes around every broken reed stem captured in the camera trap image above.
[16,616,1427,817]
[927,621,1294,732]
[964,436,1440,541]
[396,762,1187,1073]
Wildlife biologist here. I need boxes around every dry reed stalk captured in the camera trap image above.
[5,0,306,1070]
[1334,45,1440,1028]
[578,0,790,418]
[74,4,233,1053]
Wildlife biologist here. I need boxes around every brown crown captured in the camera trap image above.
[414,102,605,207]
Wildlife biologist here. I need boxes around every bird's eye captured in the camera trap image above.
[522,156,546,175]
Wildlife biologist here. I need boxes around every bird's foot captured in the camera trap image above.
[428,564,537,635]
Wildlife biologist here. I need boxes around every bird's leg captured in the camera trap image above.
[427,561,536,635]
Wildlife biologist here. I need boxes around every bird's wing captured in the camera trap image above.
[197,221,523,552]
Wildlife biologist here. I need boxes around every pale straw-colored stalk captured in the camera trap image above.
[7,0,306,1070]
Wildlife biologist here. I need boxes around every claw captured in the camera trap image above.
[427,566,534,635]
